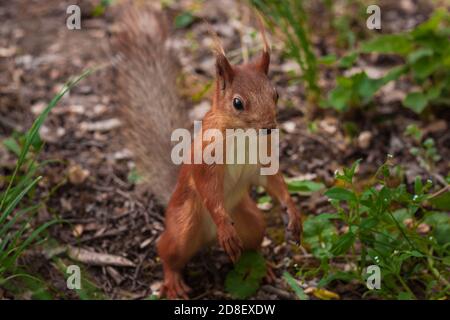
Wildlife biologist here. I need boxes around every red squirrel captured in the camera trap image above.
[115,5,302,299]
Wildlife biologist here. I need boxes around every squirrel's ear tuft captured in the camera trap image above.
[204,20,234,90]
[254,12,270,74]
[215,53,234,90]
[255,51,270,75]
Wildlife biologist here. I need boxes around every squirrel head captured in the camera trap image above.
[210,20,277,132]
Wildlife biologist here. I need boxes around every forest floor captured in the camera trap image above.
[0,0,449,299]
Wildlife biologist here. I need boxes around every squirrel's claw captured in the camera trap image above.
[286,220,302,246]
[217,220,243,263]
[160,275,192,300]
[285,208,303,246]
[222,235,243,263]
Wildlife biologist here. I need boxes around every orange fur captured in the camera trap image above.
[157,22,302,300]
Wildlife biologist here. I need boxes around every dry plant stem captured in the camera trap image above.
[429,185,450,199]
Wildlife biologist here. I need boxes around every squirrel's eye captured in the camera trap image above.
[275,90,279,102]
[232,97,244,111]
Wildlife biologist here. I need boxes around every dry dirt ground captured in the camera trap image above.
[0,0,448,299]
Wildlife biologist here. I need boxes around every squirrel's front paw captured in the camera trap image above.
[217,220,243,263]
[286,208,303,245]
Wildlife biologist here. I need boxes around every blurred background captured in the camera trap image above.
[0,0,449,300]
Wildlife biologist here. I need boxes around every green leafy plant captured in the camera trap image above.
[327,9,450,113]
[0,69,92,298]
[174,11,196,29]
[299,158,449,299]
[251,0,320,103]
[404,124,442,171]
[54,258,105,300]
[283,271,309,300]
[286,179,325,195]
[327,66,407,111]
[92,0,115,17]
[225,251,266,299]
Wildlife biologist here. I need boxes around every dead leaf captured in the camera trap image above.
[358,131,372,149]
[39,125,65,143]
[140,238,153,249]
[261,237,272,248]
[312,288,340,300]
[281,121,296,133]
[150,281,162,293]
[0,46,17,57]
[80,118,121,132]
[112,148,133,160]
[31,101,47,115]
[257,201,273,211]
[106,266,124,285]
[423,120,447,135]
[73,224,84,238]
[68,164,90,185]
[67,246,135,267]
[319,117,338,135]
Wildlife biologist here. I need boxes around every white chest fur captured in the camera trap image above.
[223,164,260,211]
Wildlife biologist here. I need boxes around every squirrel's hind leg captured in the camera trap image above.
[157,201,210,299]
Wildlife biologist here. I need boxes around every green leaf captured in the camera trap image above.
[412,9,447,38]
[92,5,106,17]
[330,232,355,256]
[360,217,378,230]
[398,250,424,261]
[414,176,423,195]
[303,214,337,259]
[325,187,356,202]
[404,124,423,142]
[356,74,383,102]
[174,12,195,29]
[407,48,434,64]
[397,291,414,300]
[127,168,143,184]
[403,92,428,113]
[318,271,355,287]
[380,65,409,84]
[411,55,441,79]
[424,211,450,245]
[429,192,450,211]
[286,180,325,194]
[318,54,337,65]
[361,34,413,55]
[283,272,309,300]
[339,52,357,68]
[257,195,271,204]
[327,85,352,111]
[443,256,450,267]
[91,0,113,17]
[426,83,443,100]
[3,137,21,156]
[0,177,41,225]
[225,251,266,299]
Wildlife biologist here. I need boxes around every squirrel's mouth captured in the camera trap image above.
[260,123,277,135]
[260,125,277,135]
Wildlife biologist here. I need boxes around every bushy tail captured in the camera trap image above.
[113,4,188,205]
